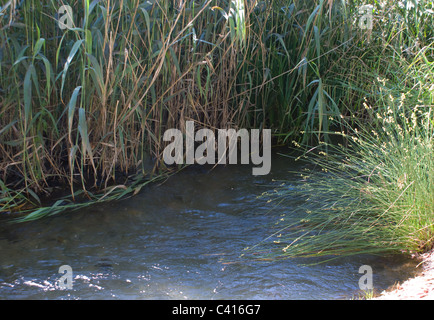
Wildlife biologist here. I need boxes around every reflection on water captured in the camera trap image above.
[0,150,419,299]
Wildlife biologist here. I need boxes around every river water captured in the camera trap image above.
[0,150,418,299]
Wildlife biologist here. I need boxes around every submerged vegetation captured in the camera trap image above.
[0,0,433,260]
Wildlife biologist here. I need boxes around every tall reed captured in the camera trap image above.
[1,0,365,221]
[0,0,253,220]
[4,0,427,222]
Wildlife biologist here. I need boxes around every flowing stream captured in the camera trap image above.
[0,151,418,299]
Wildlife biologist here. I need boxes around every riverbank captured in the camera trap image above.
[374,250,434,300]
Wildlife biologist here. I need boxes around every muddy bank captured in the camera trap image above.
[374,250,434,300]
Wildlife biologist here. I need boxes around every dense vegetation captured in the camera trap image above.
[244,0,434,259]
[0,1,433,257]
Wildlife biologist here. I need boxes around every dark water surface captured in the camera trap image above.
[0,151,418,299]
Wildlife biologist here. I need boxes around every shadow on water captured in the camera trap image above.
[0,148,420,299]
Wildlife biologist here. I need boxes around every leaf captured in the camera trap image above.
[297,57,308,88]
[317,78,324,137]
[61,39,84,98]
[33,38,45,59]
[269,33,290,62]
[85,29,92,54]
[78,107,96,170]
[12,55,29,67]
[168,46,182,77]
[0,120,17,138]
[38,53,53,95]
[304,85,320,139]
[86,53,104,96]
[211,6,229,20]
[23,64,34,128]
[27,188,41,205]
[18,208,47,222]
[140,7,151,35]
[313,25,320,61]
[67,86,82,145]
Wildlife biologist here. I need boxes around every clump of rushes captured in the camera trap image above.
[246,55,434,261]
[242,0,434,262]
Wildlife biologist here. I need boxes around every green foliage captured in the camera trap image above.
[0,0,254,219]
[1,0,433,227]
[246,33,434,259]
